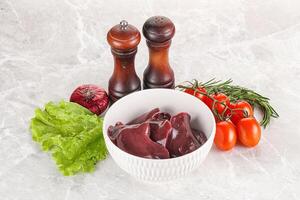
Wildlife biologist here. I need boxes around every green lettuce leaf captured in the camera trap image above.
[30,101,107,176]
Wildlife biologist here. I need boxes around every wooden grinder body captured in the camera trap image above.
[143,16,175,89]
[107,21,141,103]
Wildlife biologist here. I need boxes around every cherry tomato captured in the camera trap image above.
[229,101,254,125]
[237,117,261,147]
[208,93,230,116]
[214,121,237,151]
[184,87,211,106]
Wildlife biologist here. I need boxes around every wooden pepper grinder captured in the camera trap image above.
[107,20,141,102]
[143,16,175,89]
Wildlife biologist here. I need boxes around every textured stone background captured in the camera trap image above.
[0,0,299,199]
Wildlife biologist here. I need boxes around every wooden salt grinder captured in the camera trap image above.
[142,16,175,89]
[107,20,141,103]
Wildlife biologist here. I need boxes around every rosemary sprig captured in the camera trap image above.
[177,79,279,128]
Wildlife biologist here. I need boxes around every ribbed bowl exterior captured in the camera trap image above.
[103,89,216,182]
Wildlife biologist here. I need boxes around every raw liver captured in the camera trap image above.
[167,112,201,157]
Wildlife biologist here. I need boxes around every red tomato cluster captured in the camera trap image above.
[184,88,261,151]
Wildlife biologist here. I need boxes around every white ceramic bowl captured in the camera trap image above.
[103,89,216,182]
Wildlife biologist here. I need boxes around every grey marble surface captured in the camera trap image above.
[1,0,300,199]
